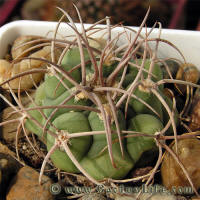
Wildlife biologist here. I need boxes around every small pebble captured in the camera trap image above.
[6,166,54,200]
[22,144,27,150]
[0,107,30,142]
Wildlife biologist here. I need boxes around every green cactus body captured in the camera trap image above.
[44,75,68,100]
[87,110,126,157]
[62,47,90,68]
[34,82,46,106]
[43,88,91,122]
[80,110,134,180]
[47,112,92,173]
[25,104,44,138]
[128,86,163,121]
[25,82,46,139]
[86,60,121,80]
[127,114,163,163]
[128,59,164,90]
[102,61,122,78]
[44,47,90,99]
[80,142,134,180]
[129,59,163,82]
[122,73,135,88]
[124,59,164,120]
[22,33,180,183]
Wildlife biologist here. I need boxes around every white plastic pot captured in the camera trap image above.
[0,20,200,68]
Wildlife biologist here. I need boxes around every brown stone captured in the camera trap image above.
[161,138,200,191]
[0,143,22,177]
[0,142,22,199]
[0,141,15,156]
[0,106,30,142]
[6,166,54,200]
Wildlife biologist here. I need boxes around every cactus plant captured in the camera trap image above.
[1,6,200,197]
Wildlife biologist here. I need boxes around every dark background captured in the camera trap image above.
[0,0,200,30]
